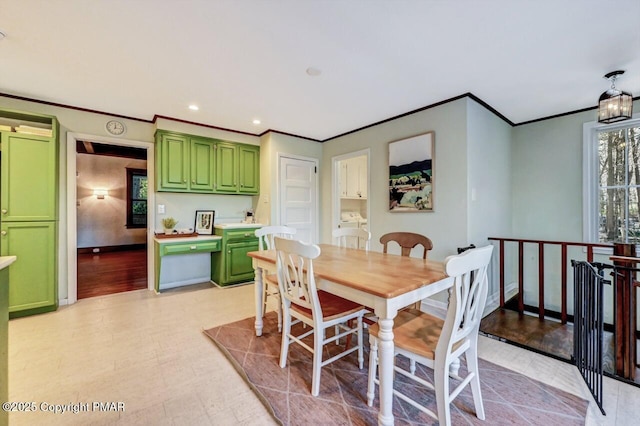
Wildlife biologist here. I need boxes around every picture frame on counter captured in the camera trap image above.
[194,210,215,235]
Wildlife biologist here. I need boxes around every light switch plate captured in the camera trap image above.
[158,204,165,214]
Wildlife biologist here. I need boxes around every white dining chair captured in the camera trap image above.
[332,227,371,251]
[366,245,494,425]
[274,236,367,396]
[255,225,297,332]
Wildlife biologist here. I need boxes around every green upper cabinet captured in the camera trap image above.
[215,141,238,193]
[156,131,215,193]
[215,142,260,194]
[157,132,189,191]
[156,130,259,195]
[239,144,260,194]
[190,137,215,191]
[1,132,58,221]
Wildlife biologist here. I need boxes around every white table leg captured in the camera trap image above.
[377,317,395,426]
[254,265,264,336]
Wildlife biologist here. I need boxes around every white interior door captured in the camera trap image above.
[279,155,318,243]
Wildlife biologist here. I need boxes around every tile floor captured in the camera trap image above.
[7,284,640,425]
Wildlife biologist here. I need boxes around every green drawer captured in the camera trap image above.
[161,240,220,256]
[225,229,259,241]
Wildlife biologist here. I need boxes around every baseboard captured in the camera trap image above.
[77,243,146,254]
[419,297,447,320]
[483,281,518,316]
[159,277,212,291]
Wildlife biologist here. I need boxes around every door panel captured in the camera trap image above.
[190,138,215,191]
[279,157,317,243]
[215,142,237,193]
[1,133,57,221]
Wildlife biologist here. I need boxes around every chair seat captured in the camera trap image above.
[291,290,365,321]
[369,309,445,360]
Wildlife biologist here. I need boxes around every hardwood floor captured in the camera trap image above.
[479,307,640,385]
[77,248,147,299]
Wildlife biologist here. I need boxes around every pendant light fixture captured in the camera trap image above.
[598,70,633,123]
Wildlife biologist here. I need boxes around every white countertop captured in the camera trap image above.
[0,255,17,270]
[214,223,263,229]
[154,235,222,244]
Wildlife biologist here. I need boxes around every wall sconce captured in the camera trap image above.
[93,189,108,199]
[598,70,633,123]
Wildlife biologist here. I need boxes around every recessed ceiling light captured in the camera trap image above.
[252,119,261,125]
[306,67,322,76]
[188,104,199,111]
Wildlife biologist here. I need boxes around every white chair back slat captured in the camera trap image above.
[255,225,297,250]
[275,236,321,314]
[438,245,493,358]
[332,227,371,251]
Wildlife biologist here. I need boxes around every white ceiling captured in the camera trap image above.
[1,0,639,141]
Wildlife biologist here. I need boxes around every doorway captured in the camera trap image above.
[332,150,370,246]
[66,132,155,305]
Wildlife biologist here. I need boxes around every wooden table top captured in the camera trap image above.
[248,244,447,299]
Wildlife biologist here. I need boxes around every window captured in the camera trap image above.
[126,168,147,228]
[584,118,640,243]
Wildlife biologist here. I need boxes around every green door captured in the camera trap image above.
[190,137,215,192]
[215,142,238,193]
[239,145,260,194]
[159,133,189,191]
[225,240,259,282]
[1,221,57,315]
[1,132,57,221]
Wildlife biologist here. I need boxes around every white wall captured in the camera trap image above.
[466,99,513,299]
[510,99,640,318]
[77,153,147,248]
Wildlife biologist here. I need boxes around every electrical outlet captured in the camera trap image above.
[92,248,100,253]
[158,204,165,214]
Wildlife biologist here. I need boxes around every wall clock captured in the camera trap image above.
[105,119,126,136]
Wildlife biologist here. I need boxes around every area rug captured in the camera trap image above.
[204,312,589,425]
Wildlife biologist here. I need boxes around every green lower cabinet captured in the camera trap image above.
[1,222,57,318]
[211,227,260,286]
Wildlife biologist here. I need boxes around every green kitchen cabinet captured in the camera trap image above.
[190,136,216,192]
[156,130,259,194]
[214,141,238,193]
[157,132,189,191]
[156,131,215,192]
[211,226,260,286]
[1,132,58,221]
[0,108,59,319]
[215,142,260,194]
[238,144,260,194]
[1,221,57,317]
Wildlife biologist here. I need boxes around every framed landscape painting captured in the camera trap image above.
[388,132,434,212]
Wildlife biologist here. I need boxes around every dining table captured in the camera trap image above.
[248,244,453,426]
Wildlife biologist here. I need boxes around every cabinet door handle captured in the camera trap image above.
[1,231,6,236]
[190,245,197,250]
[240,183,244,187]
[1,209,6,214]
[183,179,187,183]
[192,180,195,184]
[228,250,231,254]
[244,233,250,237]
